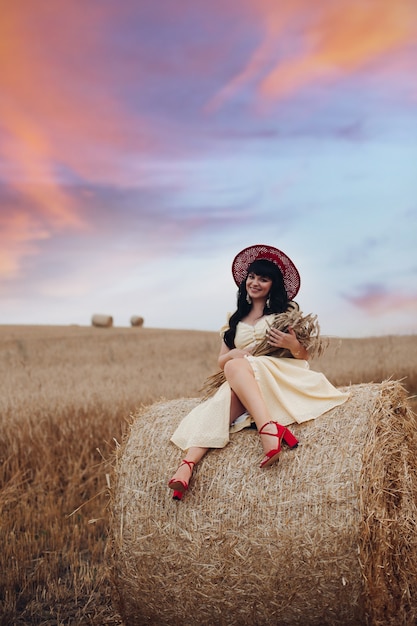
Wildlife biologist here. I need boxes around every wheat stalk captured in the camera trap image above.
[200,308,327,399]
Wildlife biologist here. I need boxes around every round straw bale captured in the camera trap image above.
[130,315,144,327]
[91,313,113,328]
[109,381,417,626]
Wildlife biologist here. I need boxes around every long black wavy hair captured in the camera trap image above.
[223,259,289,349]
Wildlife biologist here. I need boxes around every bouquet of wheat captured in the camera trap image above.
[200,305,327,400]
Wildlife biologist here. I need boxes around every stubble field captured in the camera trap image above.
[0,325,416,625]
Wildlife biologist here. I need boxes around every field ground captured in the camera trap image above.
[0,325,416,625]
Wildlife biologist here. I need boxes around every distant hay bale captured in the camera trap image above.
[91,314,113,328]
[130,315,144,327]
[109,381,417,626]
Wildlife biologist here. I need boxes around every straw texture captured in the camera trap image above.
[109,381,417,626]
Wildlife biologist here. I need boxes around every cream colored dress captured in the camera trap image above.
[170,314,349,451]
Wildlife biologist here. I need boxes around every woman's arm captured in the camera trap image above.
[217,340,253,370]
[267,326,309,360]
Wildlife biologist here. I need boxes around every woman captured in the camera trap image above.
[168,244,349,500]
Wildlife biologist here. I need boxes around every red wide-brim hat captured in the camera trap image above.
[231,244,300,300]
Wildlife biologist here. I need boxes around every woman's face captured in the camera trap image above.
[246,272,272,301]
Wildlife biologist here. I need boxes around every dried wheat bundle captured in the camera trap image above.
[359,381,417,625]
[109,380,417,626]
[201,307,327,399]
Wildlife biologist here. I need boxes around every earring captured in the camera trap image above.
[246,294,252,304]
[266,295,271,308]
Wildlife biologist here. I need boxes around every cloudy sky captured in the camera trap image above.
[1,1,416,337]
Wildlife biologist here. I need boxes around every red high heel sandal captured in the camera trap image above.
[259,421,298,468]
[168,460,195,496]
[282,427,299,449]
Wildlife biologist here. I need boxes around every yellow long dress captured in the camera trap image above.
[170,314,349,451]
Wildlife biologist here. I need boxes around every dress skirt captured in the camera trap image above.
[170,355,349,452]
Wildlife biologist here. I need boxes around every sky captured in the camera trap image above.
[0,0,416,337]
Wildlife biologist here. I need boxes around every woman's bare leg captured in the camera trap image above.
[170,389,246,488]
[223,358,279,457]
[169,446,208,486]
[229,389,246,425]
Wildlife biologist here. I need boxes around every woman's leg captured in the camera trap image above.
[229,389,246,425]
[223,358,280,458]
[170,390,246,491]
[169,446,208,486]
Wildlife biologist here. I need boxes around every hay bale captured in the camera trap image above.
[130,315,144,327]
[109,381,417,626]
[91,313,113,328]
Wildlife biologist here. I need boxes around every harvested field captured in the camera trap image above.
[0,325,416,624]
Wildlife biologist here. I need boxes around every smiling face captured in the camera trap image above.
[245,271,272,302]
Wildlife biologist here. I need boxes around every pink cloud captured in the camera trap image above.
[0,3,160,279]
[208,0,417,110]
[1,0,415,290]
[347,284,417,316]
[0,4,157,226]
[0,210,50,280]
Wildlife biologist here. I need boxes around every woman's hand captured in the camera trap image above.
[228,348,253,359]
[218,343,255,370]
[267,326,308,359]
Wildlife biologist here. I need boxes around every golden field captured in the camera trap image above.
[0,325,416,625]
